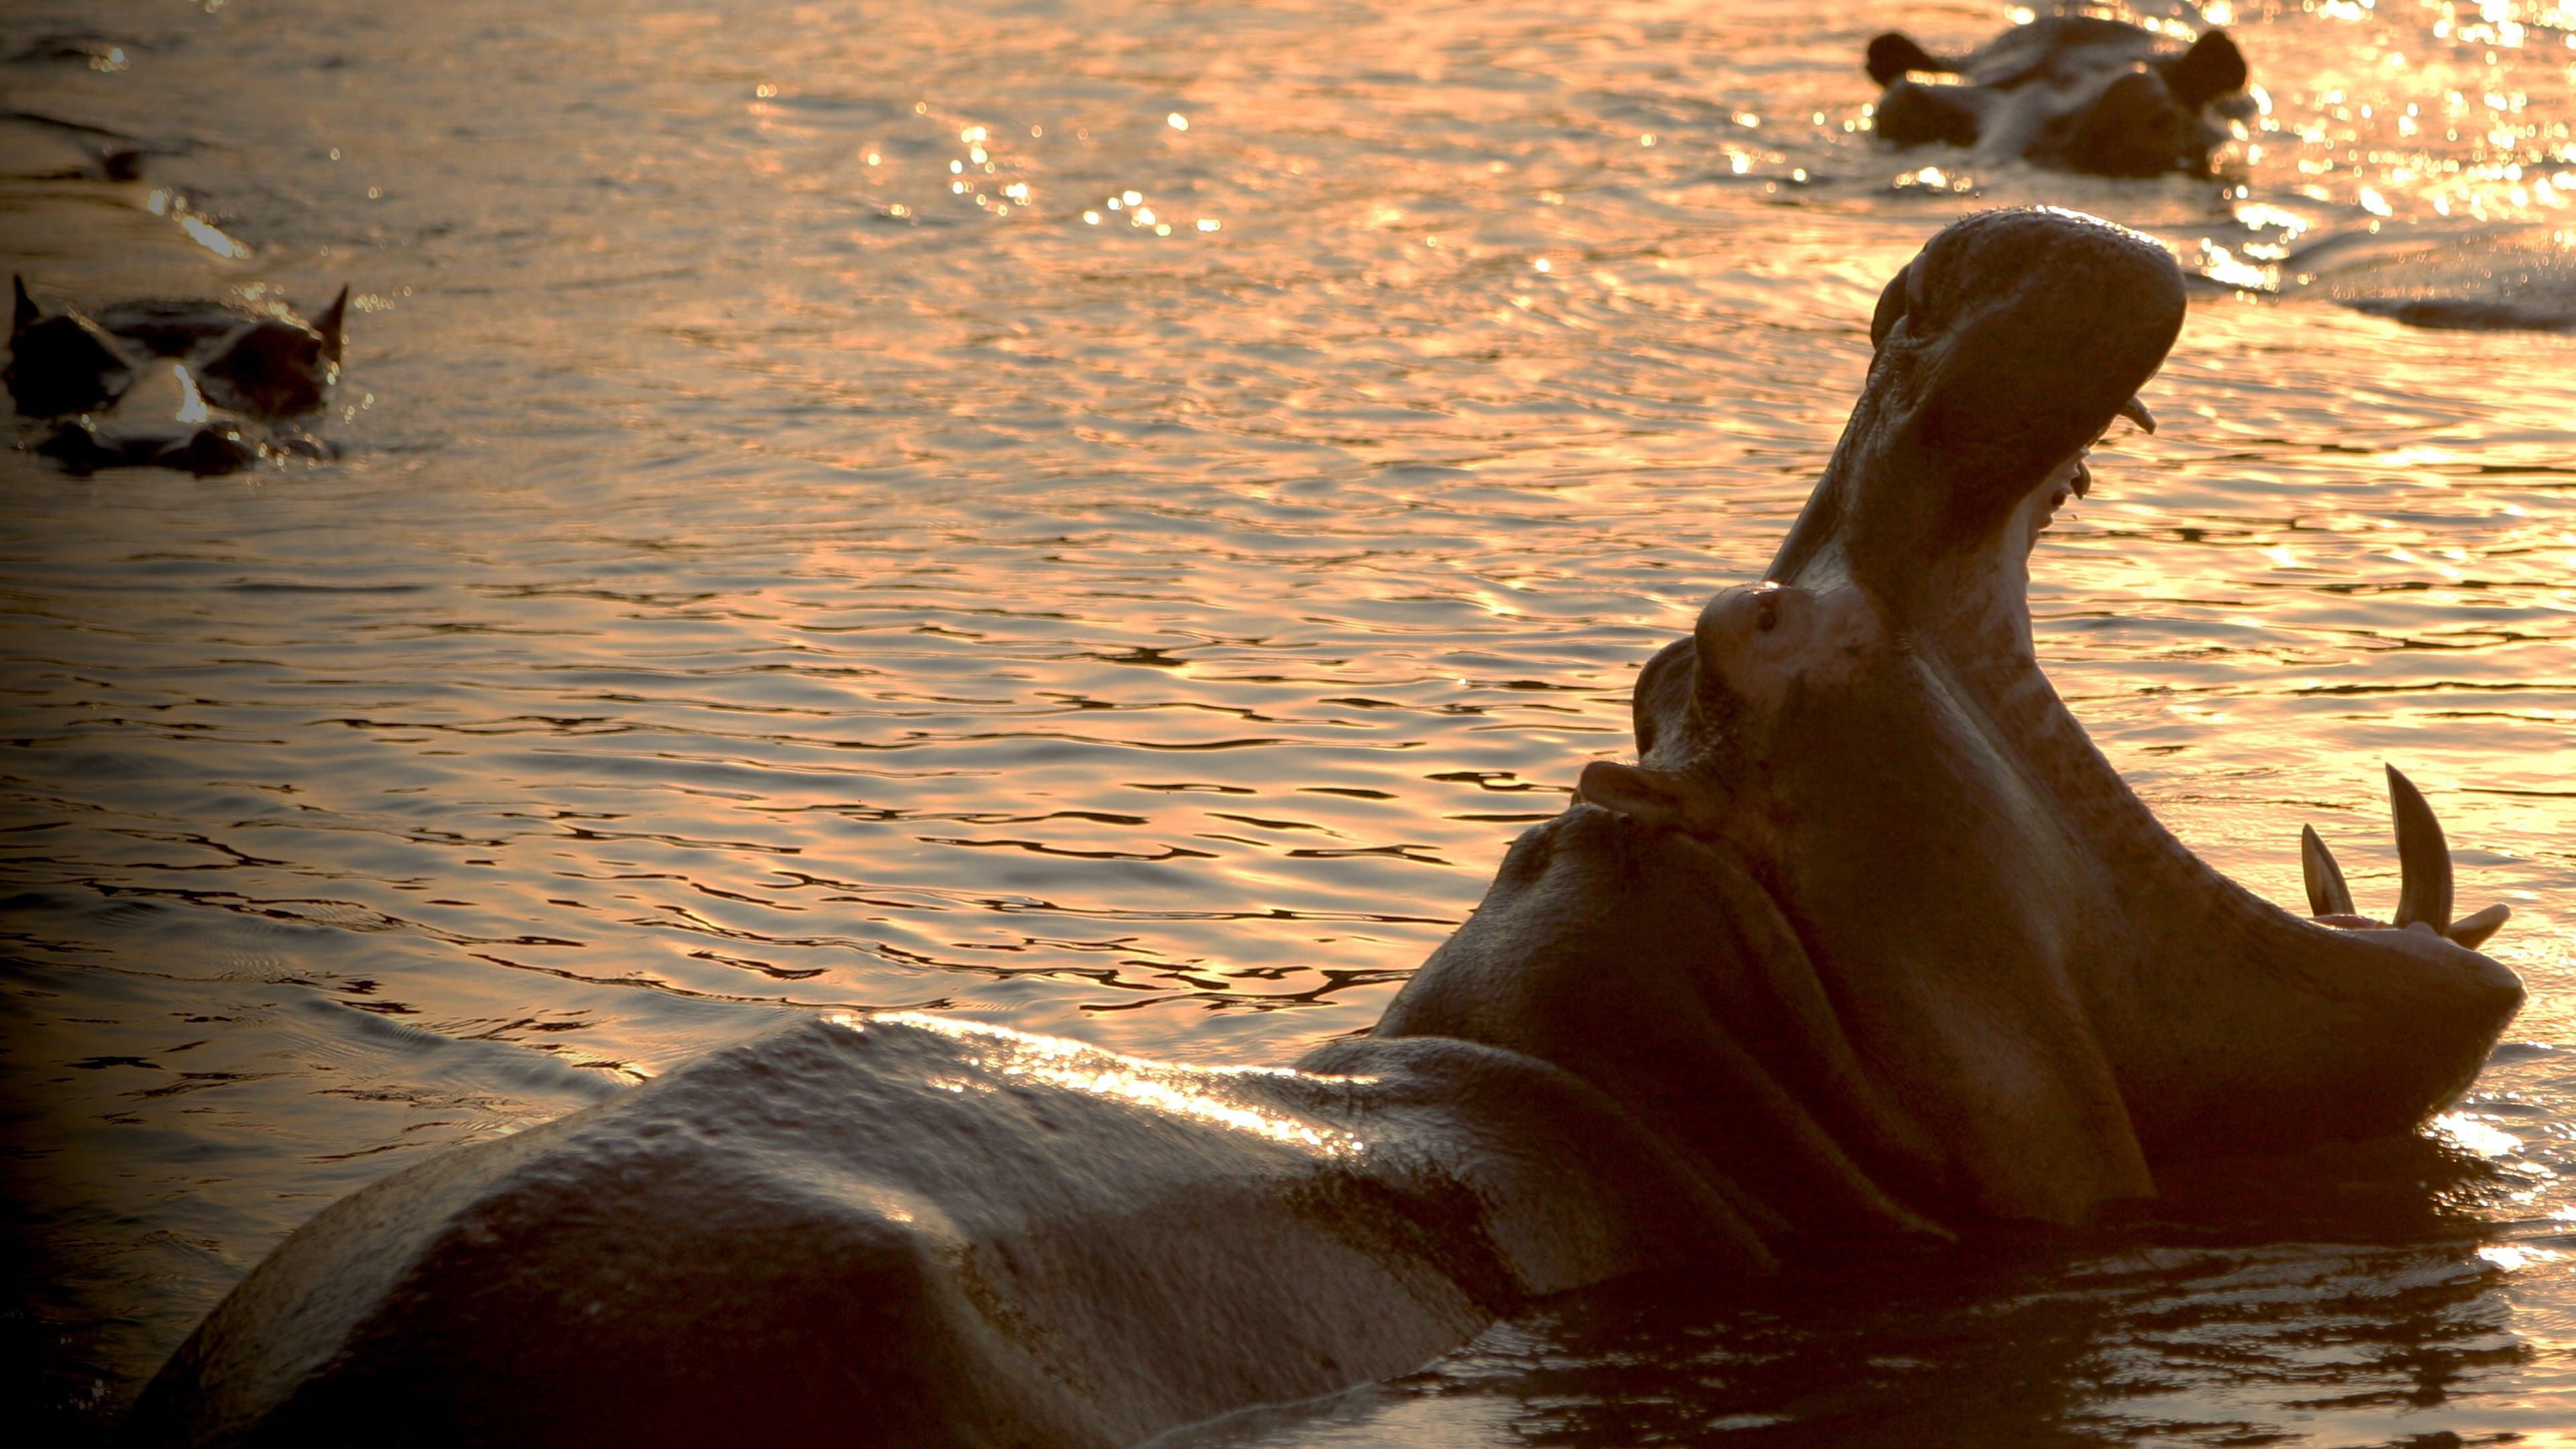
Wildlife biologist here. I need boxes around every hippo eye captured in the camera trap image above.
[197,321,330,417]
[1755,595,1780,633]
[6,313,136,417]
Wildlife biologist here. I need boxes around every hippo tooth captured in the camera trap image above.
[2386,765,2454,933]
[2447,902,2512,951]
[2116,395,2155,433]
[2300,824,2355,918]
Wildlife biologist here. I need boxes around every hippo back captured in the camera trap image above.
[124,1014,1753,1448]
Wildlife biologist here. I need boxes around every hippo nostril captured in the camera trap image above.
[34,422,117,474]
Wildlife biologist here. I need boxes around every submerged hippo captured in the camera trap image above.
[1867,13,2250,176]
[123,210,2522,1448]
[7,276,347,475]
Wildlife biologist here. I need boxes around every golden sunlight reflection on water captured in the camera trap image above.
[1,0,2571,1442]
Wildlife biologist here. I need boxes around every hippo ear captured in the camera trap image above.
[1574,761,1694,832]
[2161,30,2248,110]
[313,285,350,366]
[1874,83,1984,151]
[13,276,37,339]
[1869,263,1913,350]
[1866,33,1950,87]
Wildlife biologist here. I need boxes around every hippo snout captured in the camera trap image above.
[30,359,260,476]
[37,419,255,476]
[2059,70,2194,178]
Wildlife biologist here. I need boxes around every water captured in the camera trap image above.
[1,0,2571,1442]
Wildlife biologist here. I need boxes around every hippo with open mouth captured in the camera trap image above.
[1866,13,2250,177]
[7,276,347,475]
[121,210,2521,1449]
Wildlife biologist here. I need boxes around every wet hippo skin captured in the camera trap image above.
[121,210,2522,1449]
[7,276,346,475]
[1866,13,2251,176]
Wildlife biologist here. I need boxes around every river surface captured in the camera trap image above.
[3,0,2573,1443]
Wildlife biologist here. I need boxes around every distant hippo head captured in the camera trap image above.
[7,275,347,474]
[1866,15,2250,178]
[1389,209,2521,1230]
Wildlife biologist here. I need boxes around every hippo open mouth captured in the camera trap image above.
[1551,209,2521,1220]
[7,276,347,475]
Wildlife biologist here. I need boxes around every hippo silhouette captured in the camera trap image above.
[7,276,347,475]
[1866,14,2250,176]
[122,211,2521,1449]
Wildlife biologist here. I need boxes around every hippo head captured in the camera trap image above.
[1869,21,2251,178]
[1384,211,2521,1232]
[7,276,345,474]
[2041,30,2248,177]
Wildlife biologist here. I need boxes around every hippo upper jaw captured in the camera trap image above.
[1609,207,2185,846]
[1699,209,2183,784]
[1772,209,2182,615]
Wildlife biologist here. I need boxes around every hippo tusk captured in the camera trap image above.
[2447,902,2512,951]
[2387,765,2453,933]
[2300,824,2355,918]
[2116,395,2155,434]
[2303,786,2508,947]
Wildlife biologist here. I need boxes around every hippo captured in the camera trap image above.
[7,276,347,475]
[1866,13,2250,176]
[120,210,2522,1449]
